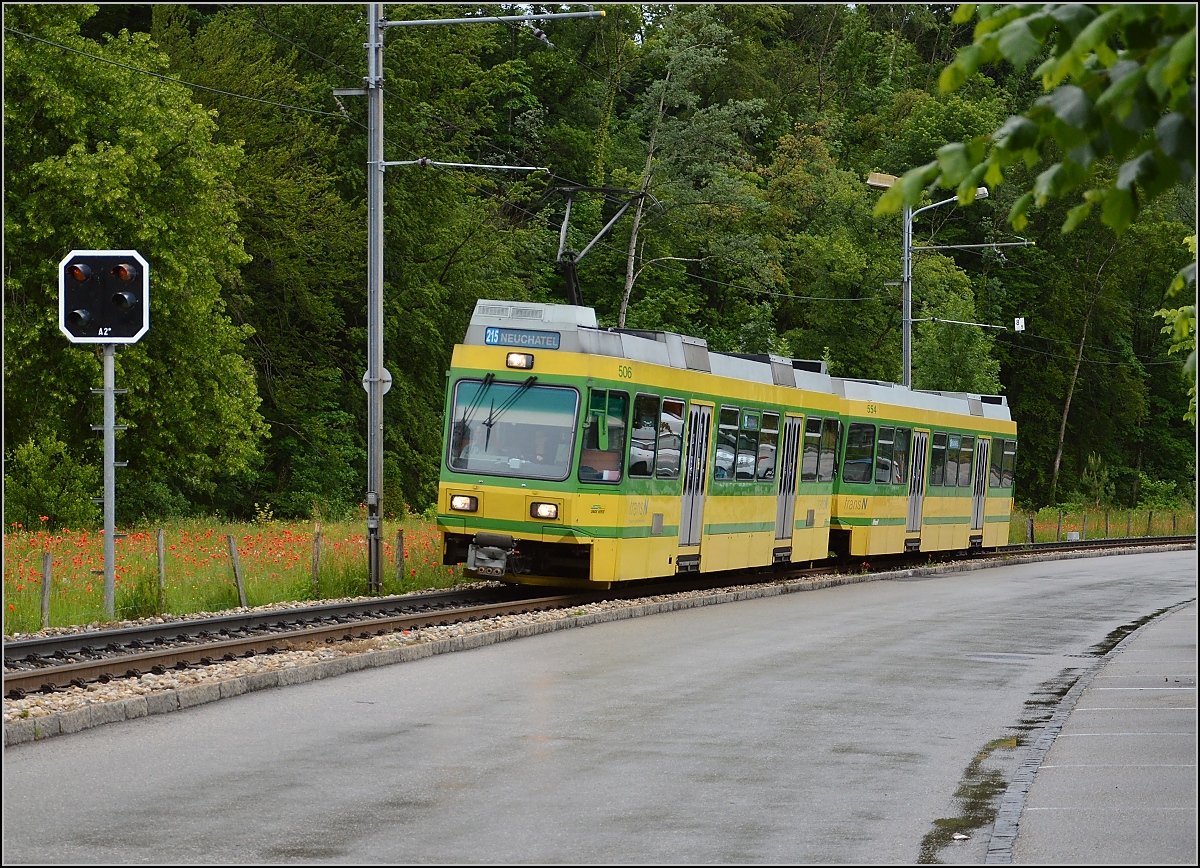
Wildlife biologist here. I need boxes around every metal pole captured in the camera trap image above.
[103,343,116,618]
[901,205,912,389]
[366,3,385,594]
[356,4,603,594]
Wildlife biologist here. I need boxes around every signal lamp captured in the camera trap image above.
[530,502,559,520]
[450,495,478,512]
[506,352,534,369]
[58,250,149,344]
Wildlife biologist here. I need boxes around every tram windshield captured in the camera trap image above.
[447,377,579,480]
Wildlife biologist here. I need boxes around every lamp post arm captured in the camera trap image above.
[912,195,961,219]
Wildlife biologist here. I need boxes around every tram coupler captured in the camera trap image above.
[467,531,515,578]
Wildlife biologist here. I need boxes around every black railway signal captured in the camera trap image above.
[58,250,150,344]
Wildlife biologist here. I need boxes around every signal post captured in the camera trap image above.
[59,249,150,617]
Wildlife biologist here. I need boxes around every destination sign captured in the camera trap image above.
[484,327,561,350]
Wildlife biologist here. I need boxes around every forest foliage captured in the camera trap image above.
[4,3,1195,530]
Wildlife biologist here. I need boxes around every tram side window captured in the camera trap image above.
[875,426,896,485]
[737,411,760,481]
[892,427,911,485]
[930,433,948,486]
[656,399,685,479]
[758,412,780,481]
[959,435,975,487]
[990,437,1004,487]
[714,407,740,480]
[579,389,628,483]
[843,422,876,484]
[945,434,962,487]
[1002,440,1018,488]
[801,417,822,482]
[629,394,660,478]
[818,418,840,482]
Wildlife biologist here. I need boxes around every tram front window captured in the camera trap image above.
[448,378,579,480]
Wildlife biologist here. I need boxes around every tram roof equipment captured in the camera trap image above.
[464,299,1009,421]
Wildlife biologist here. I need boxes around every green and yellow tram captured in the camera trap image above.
[438,300,1016,588]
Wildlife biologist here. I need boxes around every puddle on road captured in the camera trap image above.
[1087,605,1174,656]
[917,667,1084,864]
[917,735,1016,863]
[918,602,1191,863]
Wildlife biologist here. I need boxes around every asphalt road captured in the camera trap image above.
[3,549,1195,864]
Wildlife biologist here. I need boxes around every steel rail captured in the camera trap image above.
[3,592,605,697]
[4,586,534,659]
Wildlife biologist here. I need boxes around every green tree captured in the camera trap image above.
[151,4,559,514]
[3,4,267,523]
[982,191,1191,506]
[874,3,1196,422]
[1156,232,1197,424]
[3,435,101,530]
[1079,451,1114,507]
[150,6,366,519]
[764,122,901,380]
[910,254,1002,393]
[878,3,1195,234]
[608,4,771,330]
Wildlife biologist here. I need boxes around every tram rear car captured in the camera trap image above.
[438,300,1016,588]
[826,379,1017,558]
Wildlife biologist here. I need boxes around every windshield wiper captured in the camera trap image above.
[481,375,538,449]
[459,373,495,428]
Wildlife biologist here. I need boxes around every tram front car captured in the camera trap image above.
[439,300,644,589]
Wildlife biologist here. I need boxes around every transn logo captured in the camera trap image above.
[842,496,868,511]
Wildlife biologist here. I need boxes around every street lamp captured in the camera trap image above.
[867,173,987,389]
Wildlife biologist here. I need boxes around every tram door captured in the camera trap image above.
[971,437,990,530]
[679,403,713,547]
[775,415,805,541]
[907,430,930,535]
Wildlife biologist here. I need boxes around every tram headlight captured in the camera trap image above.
[506,352,534,369]
[449,494,478,512]
[530,501,559,520]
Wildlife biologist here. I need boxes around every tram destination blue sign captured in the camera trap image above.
[483,327,561,350]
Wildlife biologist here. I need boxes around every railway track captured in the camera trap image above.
[2,586,589,698]
[4,535,1191,699]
